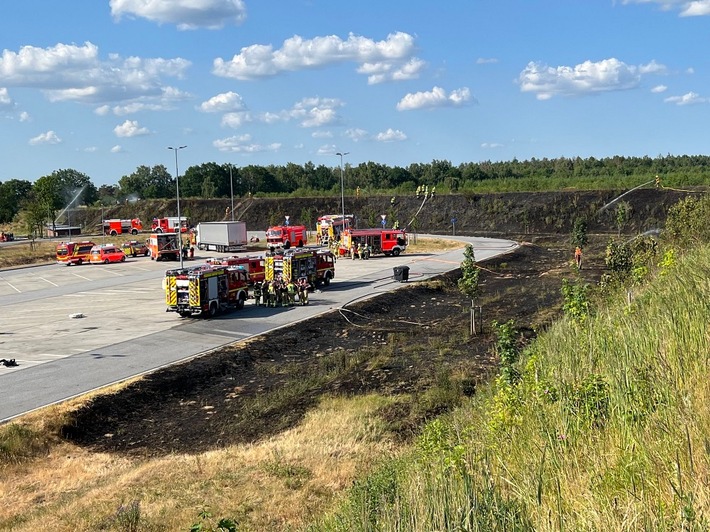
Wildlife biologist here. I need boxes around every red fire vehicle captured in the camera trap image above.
[151,216,189,233]
[265,225,307,249]
[147,233,180,261]
[56,240,96,265]
[339,228,408,257]
[206,255,266,284]
[264,248,335,287]
[315,214,353,246]
[100,218,143,236]
[164,264,250,318]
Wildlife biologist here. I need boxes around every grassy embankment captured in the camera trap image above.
[310,245,710,529]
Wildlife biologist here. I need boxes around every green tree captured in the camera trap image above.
[118,165,173,199]
[457,244,480,302]
[571,217,588,249]
[0,179,33,223]
[51,168,99,206]
[615,200,632,236]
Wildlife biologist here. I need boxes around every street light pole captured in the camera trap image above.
[335,151,349,231]
[229,165,235,221]
[168,145,187,268]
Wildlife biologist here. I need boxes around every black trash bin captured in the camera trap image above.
[393,265,410,282]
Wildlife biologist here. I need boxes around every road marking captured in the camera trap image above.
[0,276,21,293]
[37,276,59,287]
[99,268,125,276]
[213,329,251,337]
[70,272,93,281]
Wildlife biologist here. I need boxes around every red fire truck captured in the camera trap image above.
[100,218,143,236]
[315,214,353,246]
[56,240,96,265]
[339,228,408,257]
[147,233,181,261]
[264,248,335,287]
[164,264,250,318]
[151,216,189,233]
[265,225,307,249]
[206,255,266,284]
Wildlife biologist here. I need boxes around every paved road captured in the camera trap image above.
[0,235,517,422]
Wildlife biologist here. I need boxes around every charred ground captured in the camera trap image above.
[62,233,604,457]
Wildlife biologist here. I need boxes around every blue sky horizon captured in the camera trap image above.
[1,0,709,186]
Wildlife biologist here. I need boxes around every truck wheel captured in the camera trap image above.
[208,302,218,317]
[104,259,109,264]
[120,256,126,262]
[131,229,138,235]
[110,230,118,236]
[392,248,401,256]
[236,296,245,310]
[156,228,163,233]
[76,259,83,265]
[323,275,331,286]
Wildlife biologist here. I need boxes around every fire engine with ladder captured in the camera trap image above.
[264,247,335,287]
[164,264,250,318]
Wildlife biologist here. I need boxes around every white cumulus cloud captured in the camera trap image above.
[213,134,281,153]
[0,41,190,107]
[110,0,246,30]
[114,119,151,137]
[396,86,472,111]
[664,91,708,105]
[375,128,407,142]
[517,58,666,100]
[29,130,61,145]
[199,91,246,113]
[213,31,424,84]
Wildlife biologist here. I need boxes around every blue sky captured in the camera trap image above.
[1,0,709,187]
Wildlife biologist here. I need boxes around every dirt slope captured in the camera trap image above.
[61,233,597,456]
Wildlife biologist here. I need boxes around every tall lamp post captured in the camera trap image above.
[229,164,235,221]
[335,151,349,230]
[168,145,187,268]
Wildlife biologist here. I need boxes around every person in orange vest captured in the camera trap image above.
[574,246,583,269]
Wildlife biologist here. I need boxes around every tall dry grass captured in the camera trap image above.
[0,394,401,531]
[313,244,710,531]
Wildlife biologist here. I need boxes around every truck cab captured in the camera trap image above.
[266,225,307,249]
[56,240,96,265]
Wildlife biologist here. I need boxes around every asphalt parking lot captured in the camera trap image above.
[0,235,518,421]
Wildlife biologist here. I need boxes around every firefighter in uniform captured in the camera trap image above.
[297,277,310,305]
[280,280,289,307]
[357,243,365,260]
[253,281,262,306]
[286,279,297,306]
[267,280,277,307]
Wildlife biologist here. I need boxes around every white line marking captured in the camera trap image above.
[213,329,251,336]
[70,272,92,281]
[38,276,59,287]
[1,280,21,293]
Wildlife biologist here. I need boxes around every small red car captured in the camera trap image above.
[89,244,126,264]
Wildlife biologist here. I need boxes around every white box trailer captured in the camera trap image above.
[196,221,248,253]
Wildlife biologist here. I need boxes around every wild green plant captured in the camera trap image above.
[664,193,710,247]
[190,508,238,532]
[561,279,591,323]
[571,216,588,249]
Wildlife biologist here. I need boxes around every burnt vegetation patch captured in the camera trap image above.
[61,237,576,457]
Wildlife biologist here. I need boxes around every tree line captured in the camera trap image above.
[1,154,709,227]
